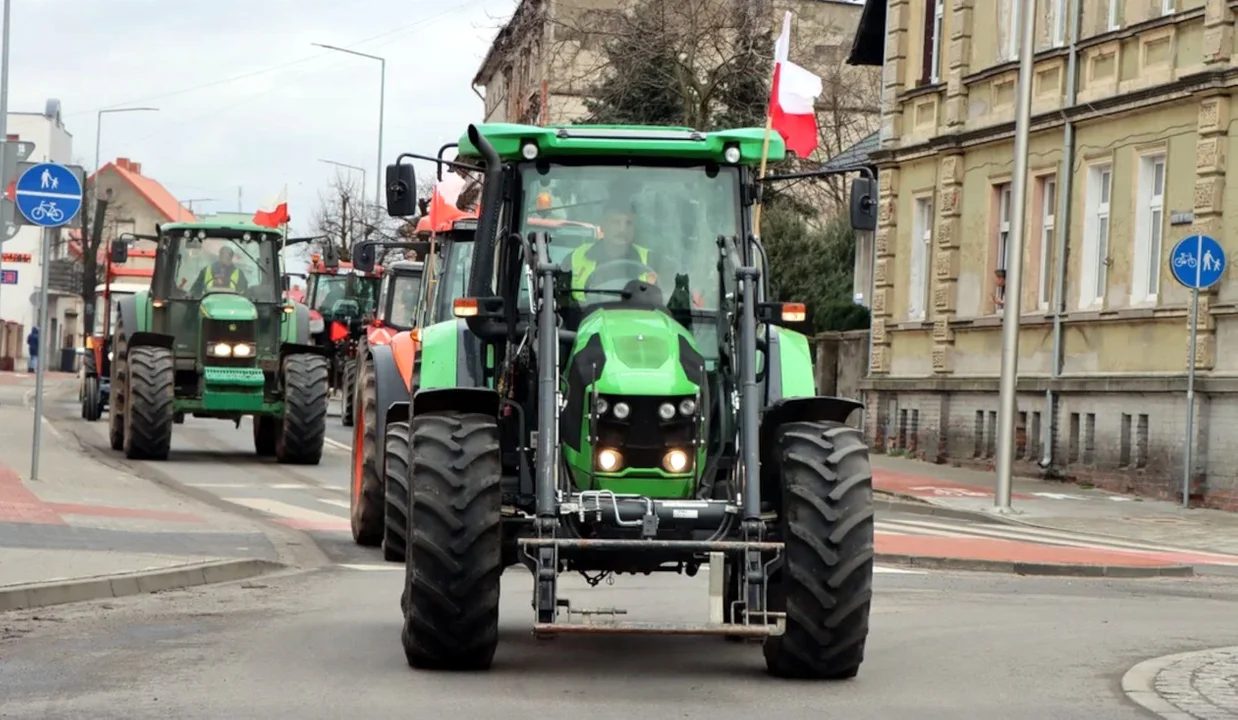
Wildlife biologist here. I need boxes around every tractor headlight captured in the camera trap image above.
[612,402,630,420]
[107,351,113,361]
[521,141,539,159]
[231,343,254,358]
[679,398,697,416]
[595,397,609,415]
[663,449,690,473]
[658,402,676,420]
[723,144,741,164]
[210,342,233,357]
[596,447,623,472]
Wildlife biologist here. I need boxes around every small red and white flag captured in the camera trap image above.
[769,12,823,158]
[252,185,290,228]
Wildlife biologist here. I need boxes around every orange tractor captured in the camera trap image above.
[81,234,157,421]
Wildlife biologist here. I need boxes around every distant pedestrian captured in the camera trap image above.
[26,325,39,372]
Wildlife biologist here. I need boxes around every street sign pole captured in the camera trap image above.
[1169,232,1225,509]
[13,162,83,482]
[30,226,50,481]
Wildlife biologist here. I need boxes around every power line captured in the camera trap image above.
[72,0,488,119]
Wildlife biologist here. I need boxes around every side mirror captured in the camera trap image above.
[282,275,291,291]
[353,241,377,273]
[386,162,417,218]
[849,177,878,232]
[109,239,129,265]
[324,242,340,269]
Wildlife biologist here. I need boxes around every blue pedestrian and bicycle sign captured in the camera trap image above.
[14,163,82,228]
[1170,234,1226,290]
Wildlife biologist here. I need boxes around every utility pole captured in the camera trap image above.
[237,186,242,212]
[993,0,1038,512]
[0,0,12,320]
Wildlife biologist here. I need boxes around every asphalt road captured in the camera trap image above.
[21,397,1238,719]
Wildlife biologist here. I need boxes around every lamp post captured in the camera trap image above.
[311,43,385,208]
[318,158,367,204]
[94,107,159,182]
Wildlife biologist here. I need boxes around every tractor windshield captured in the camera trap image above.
[519,163,741,312]
[387,273,421,328]
[312,274,379,318]
[170,233,280,304]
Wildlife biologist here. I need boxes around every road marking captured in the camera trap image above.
[337,563,923,575]
[324,437,350,452]
[223,497,345,524]
[318,498,351,509]
[186,483,253,489]
[874,566,925,575]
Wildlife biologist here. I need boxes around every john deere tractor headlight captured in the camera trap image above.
[658,402,676,420]
[723,144,741,164]
[663,449,690,473]
[232,343,254,358]
[612,402,630,420]
[595,397,609,416]
[210,342,233,357]
[679,398,697,416]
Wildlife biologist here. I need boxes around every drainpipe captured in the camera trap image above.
[1039,0,1081,470]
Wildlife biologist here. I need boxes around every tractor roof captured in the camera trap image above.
[456,123,785,165]
[161,220,282,236]
[387,260,424,275]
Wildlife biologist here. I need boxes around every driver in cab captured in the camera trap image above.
[190,245,249,295]
[562,200,667,301]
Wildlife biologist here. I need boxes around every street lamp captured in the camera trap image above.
[318,158,367,202]
[94,107,159,180]
[311,42,385,209]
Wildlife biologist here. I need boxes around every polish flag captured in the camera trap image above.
[252,186,290,228]
[769,12,822,158]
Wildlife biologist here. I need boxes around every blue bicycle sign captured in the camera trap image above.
[1170,234,1225,290]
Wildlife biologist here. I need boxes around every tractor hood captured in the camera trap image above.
[200,293,259,321]
[576,308,701,397]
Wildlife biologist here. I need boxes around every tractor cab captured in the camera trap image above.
[305,256,380,339]
[372,260,424,333]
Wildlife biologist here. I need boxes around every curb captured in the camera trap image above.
[0,558,284,612]
[874,493,1005,523]
[1120,646,1238,718]
[874,553,1195,578]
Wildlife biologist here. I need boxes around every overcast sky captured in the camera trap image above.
[6,0,516,236]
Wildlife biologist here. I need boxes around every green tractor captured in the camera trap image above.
[381,124,875,679]
[107,221,330,464]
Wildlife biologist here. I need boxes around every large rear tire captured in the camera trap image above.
[108,330,127,451]
[276,353,328,465]
[382,420,410,563]
[350,356,383,547]
[401,412,502,671]
[253,415,278,456]
[341,358,356,427]
[762,421,874,680]
[122,346,175,461]
[82,376,101,422]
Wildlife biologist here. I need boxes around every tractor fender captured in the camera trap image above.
[411,387,500,419]
[280,341,329,358]
[116,294,141,340]
[127,331,175,350]
[292,304,311,345]
[369,343,411,447]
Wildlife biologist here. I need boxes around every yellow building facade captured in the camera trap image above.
[859,0,1238,509]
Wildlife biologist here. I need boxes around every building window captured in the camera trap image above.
[910,196,932,320]
[1132,154,1166,302]
[996,183,1012,270]
[1050,0,1067,47]
[1080,163,1112,308]
[1108,0,1121,31]
[999,0,1020,61]
[1161,0,1174,16]
[1039,176,1056,310]
[920,0,945,85]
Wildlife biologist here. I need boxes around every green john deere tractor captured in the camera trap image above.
[107,221,330,463]
[381,124,876,679]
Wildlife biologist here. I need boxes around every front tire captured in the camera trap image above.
[341,358,356,427]
[401,412,502,671]
[82,376,101,422]
[350,356,383,547]
[108,331,127,451]
[122,346,175,461]
[253,415,278,456]
[382,421,410,563]
[276,353,328,465]
[762,421,874,680]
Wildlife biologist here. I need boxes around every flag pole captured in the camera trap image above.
[752,114,775,233]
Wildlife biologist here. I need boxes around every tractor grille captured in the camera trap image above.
[202,318,258,368]
[594,395,695,469]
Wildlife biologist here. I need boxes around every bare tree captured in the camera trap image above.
[311,171,405,263]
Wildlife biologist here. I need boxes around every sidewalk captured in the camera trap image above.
[872,454,1238,558]
[0,380,291,611]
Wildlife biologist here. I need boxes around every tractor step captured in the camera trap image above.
[531,620,784,637]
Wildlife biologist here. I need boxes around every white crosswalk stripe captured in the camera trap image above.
[337,563,924,574]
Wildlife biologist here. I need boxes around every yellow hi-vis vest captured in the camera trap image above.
[568,243,654,300]
[205,265,240,290]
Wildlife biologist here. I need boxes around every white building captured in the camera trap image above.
[1,99,79,364]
